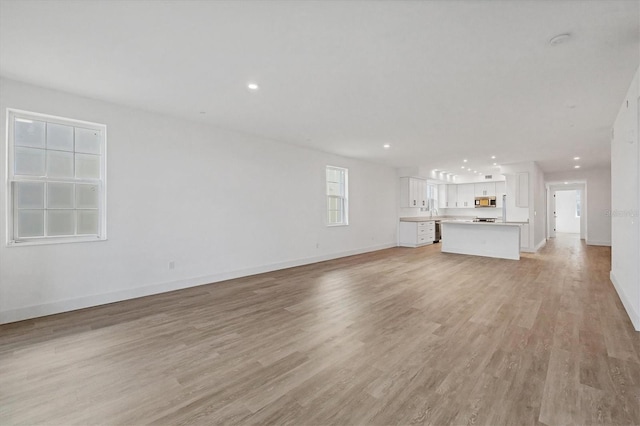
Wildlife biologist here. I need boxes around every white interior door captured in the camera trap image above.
[549,190,557,238]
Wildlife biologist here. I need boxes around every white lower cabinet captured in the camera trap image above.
[520,223,530,249]
[399,221,436,247]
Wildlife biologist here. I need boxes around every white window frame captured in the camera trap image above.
[426,182,438,211]
[326,165,348,226]
[6,109,107,246]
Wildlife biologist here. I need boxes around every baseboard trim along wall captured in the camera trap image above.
[610,271,640,331]
[586,239,612,246]
[535,239,547,252]
[0,243,396,325]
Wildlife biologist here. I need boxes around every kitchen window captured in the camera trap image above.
[326,166,348,226]
[426,183,438,211]
[6,109,107,246]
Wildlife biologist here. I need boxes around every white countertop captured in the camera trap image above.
[400,216,529,225]
[399,216,474,222]
[440,220,522,227]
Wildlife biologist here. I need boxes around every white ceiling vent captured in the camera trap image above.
[484,175,493,180]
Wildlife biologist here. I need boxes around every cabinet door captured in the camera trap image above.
[458,184,475,208]
[474,183,485,197]
[484,182,496,196]
[446,185,458,207]
[401,178,427,208]
[474,182,496,196]
[417,179,427,208]
[438,184,447,208]
[409,178,418,207]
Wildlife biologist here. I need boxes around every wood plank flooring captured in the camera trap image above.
[1,234,639,425]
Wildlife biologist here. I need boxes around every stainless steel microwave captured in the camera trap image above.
[475,196,497,207]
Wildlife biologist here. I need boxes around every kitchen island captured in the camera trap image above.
[440,220,521,260]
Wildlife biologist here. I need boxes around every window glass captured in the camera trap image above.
[7,109,106,245]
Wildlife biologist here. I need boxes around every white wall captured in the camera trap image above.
[610,67,639,331]
[533,162,546,250]
[555,190,580,233]
[500,161,545,251]
[546,168,612,246]
[503,173,530,222]
[0,78,399,324]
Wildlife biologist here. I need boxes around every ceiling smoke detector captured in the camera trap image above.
[549,33,572,46]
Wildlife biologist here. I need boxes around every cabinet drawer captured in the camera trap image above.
[417,221,428,227]
[418,227,430,235]
[417,235,429,244]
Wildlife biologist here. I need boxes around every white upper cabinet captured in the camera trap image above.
[457,184,475,208]
[446,184,458,207]
[474,182,496,197]
[438,184,447,209]
[400,177,427,208]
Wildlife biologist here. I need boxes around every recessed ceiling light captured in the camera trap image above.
[493,162,497,166]
[467,168,471,171]
[549,33,571,46]
[247,82,259,91]
[573,156,580,160]
[564,182,569,184]
[461,166,465,169]
[491,155,496,159]
[383,144,391,149]
[574,165,580,169]
[463,159,468,163]
[473,170,477,173]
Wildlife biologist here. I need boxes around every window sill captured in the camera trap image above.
[7,236,107,247]
[327,223,349,227]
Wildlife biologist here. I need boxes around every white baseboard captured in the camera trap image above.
[587,239,612,246]
[535,239,547,251]
[0,242,396,325]
[610,271,640,331]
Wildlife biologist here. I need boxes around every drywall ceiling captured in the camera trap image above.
[1,0,638,176]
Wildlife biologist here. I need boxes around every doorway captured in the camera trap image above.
[555,190,580,234]
[547,182,587,240]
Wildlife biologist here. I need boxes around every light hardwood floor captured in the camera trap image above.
[1,235,639,425]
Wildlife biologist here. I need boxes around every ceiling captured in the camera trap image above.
[1,0,638,177]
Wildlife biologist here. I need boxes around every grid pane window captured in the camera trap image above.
[326,166,348,226]
[7,109,106,245]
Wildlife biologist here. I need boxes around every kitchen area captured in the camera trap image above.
[398,172,532,260]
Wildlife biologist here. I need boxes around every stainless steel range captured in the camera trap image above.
[473,218,496,223]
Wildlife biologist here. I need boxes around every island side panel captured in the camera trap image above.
[441,223,520,260]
